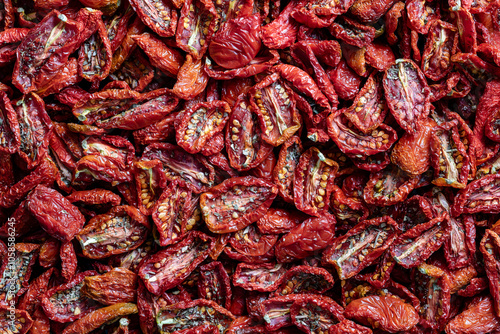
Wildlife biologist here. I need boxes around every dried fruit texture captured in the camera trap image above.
[2,1,500,332]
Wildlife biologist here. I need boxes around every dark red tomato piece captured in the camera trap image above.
[329,16,375,48]
[430,122,470,189]
[176,100,231,154]
[446,296,500,334]
[452,174,500,216]
[323,216,398,280]
[421,20,457,81]
[0,243,39,306]
[72,89,141,125]
[198,261,232,309]
[226,94,274,171]
[257,208,305,235]
[406,0,439,34]
[12,10,82,94]
[343,72,388,134]
[138,231,214,295]
[327,113,398,156]
[229,224,278,257]
[176,0,217,59]
[291,295,344,333]
[224,245,275,264]
[129,0,177,37]
[248,73,301,147]
[156,299,234,333]
[327,59,362,101]
[108,239,154,272]
[480,230,500,317]
[391,117,437,175]
[26,185,85,242]
[133,32,184,76]
[0,91,20,154]
[15,92,52,169]
[41,270,100,323]
[330,319,373,334]
[363,165,419,206]
[134,159,167,216]
[110,50,155,92]
[383,59,431,135]
[390,215,448,268]
[82,135,135,169]
[273,265,334,297]
[260,0,304,50]
[350,151,391,172]
[76,205,149,259]
[81,267,138,305]
[233,262,287,292]
[246,150,276,181]
[272,136,303,203]
[291,0,353,28]
[209,14,261,69]
[330,185,369,229]
[96,89,179,130]
[412,263,451,330]
[0,306,33,334]
[259,294,304,331]
[365,42,396,72]
[485,107,500,143]
[294,147,339,216]
[349,0,397,23]
[200,176,277,233]
[152,182,192,246]
[275,215,336,263]
[143,143,216,193]
[133,112,177,146]
[0,28,30,66]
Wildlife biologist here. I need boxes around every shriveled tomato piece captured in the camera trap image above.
[0,91,19,154]
[143,142,216,193]
[248,73,301,146]
[323,216,398,280]
[294,147,338,216]
[290,295,344,333]
[129,0,177,37]
[412,263,451,330]
[133,159,166,216]
[383,59,431,135]
[327,113,398,156]
[198,261,232,309]
[176,0,217,59]
[345,295,419,332]
[41,270,100,323]
[329,16,375,48]
[330,185,369,229]
[273,265,334,297]
[391,117,437,175]
[275,215,336,263]
[200,176,277,233]
[480,230,500,317]
[430,122,470,189]
[422,20,457,82]
[259,294,303,331]
[76,205,149,259]
[363,165,419,206]
[156,299,234,333]
[257,208,305,235]
[349,0,397,23]
[226,94,274,171]
[342,72,388,134]
[391,215,448,268]
[177,100,231,154]
[452,174,500,216]
[233,262,287,292]
[0,306,33,334]
[152,182,192,246]
[230,224,278,257]
[406,0,439,34]
[272,136,303,203]
[139,231,214,294]
[330,319,373,334]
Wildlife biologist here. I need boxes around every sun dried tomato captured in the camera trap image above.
[0,306,33,334]
[391,215,448,268]
[81,267,137,305]
[259,294,303,331]
[138,231,214,294]
[363,165,419,206]
[349,0,396,23]
[0,28,30,67]
[197,261,232,309]
[290,294,344,333]
[200,176,277,233]
[275,215,336,263]
[26,184,84,242]
[156,299,234,333]
[446,296,500,334]
[330,16,375,48]
[61,303,138,334]
[76,205,149,259]
[328,59,362,101]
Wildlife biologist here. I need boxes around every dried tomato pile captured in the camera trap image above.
[2,0,500,332]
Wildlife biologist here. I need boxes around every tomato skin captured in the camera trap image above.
[345,295,419,333]
[446,296,500,334]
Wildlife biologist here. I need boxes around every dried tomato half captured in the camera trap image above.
[233,262,287,292]
[76,205,149,259]
[0,91,19,154]
[176,100,231,154]
[138,231,214,294]
[323,216,398,280]
[200,176,277,233]
[129,0,177,37]
[294,147,338,216]
[452,174,500,216]
[382,59,431,135]
[291,295,344,333]
[0,306,33,334]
